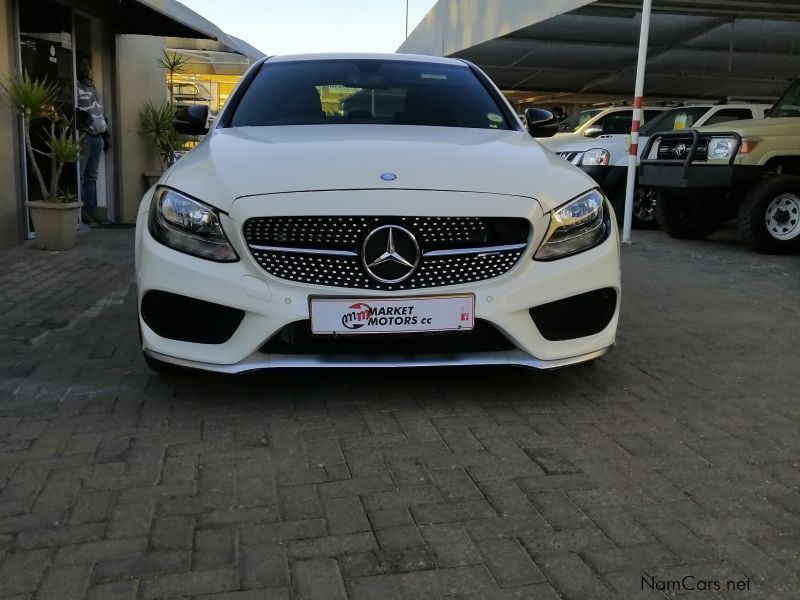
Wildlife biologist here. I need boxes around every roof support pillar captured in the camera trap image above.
[622,0,653,243]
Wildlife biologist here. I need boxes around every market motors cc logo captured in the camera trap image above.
[341,303,373,329]
[361,225,420,284]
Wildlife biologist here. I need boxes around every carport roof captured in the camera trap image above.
[399,0,800,101]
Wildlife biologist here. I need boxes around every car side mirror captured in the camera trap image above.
[173,104,209,136]
[583,124,603,138]
[524,108,558,138]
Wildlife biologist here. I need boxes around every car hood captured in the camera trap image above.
[697,117,800,136]
[164,125,597,213]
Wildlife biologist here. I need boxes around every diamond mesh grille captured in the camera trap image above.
[244,216,530,290]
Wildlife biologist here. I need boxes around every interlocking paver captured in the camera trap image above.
[0,227,798,598]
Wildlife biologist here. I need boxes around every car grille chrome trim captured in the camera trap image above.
[656,136,709,161]
[243,216,530,290]
[423,242,527,257]
[247,244,358,257]
[556,151,584,165]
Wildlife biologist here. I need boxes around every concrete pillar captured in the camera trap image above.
[115,34,168,223]
[0,0,24,248]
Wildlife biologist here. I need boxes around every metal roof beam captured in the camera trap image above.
[576,15,732,92]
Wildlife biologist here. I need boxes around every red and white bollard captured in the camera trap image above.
[623,0,653,243]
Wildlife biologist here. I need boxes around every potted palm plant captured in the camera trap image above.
[2,72,84,250]
[140,51,192,187]
[140,100,187,187]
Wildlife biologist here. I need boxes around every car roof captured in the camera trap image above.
[266,52,465,66]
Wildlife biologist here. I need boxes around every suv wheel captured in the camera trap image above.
[611,188,660,230]
[655,194,720,239]
[739,175,800,253]
[632,189,660,230]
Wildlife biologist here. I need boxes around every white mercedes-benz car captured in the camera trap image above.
[135,53,620,373]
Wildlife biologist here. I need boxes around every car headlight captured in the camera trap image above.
[707,136,737,160]
[148,187,238,262]
[580,148,610,166]
[535,189,611,261]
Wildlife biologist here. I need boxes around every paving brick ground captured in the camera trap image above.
[0,225,798,599]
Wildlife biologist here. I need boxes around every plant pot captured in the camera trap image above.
[27,201,83,250]
[143,170,164,189]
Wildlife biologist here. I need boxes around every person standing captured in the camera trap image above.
[76,55,110,224]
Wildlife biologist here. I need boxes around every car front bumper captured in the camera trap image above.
[135,188,621,372]
[639,162,764,192]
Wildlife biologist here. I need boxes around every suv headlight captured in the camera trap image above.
[535,189,611,261]
[148,187,238,262]
[580,148,610,166]
[707,136,737,160]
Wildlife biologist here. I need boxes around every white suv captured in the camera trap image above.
[543,103,770,228]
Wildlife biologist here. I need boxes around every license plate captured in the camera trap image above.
[310,295,475,334]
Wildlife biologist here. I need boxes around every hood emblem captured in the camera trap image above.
[361,225,419,284]
[380,172,397,181]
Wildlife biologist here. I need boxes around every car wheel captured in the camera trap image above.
[631,189,661,230]
[655,194,720,239]
[739,175,800,254]
[611,188,661,230]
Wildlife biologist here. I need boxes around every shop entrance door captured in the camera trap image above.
[17,0,78,237]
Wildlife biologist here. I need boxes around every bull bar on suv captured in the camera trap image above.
[639,130,764,191]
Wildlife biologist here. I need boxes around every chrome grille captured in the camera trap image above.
[656,137,709,161]
[556,151,584,165]
[244,216,530,291]
[244,216,509,249]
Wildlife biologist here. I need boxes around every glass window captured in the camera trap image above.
[229,60,511,129]
[558,109,602,133]
[642,110,663,124]
[768,80,800,118]
[595,110,633,135]
[639,107,710,136]
[703,108,754,126]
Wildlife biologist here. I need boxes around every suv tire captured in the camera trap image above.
[739,175,800,254]
[611,188,660,230]
[655,194,720,239]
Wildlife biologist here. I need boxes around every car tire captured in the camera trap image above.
[738,175,800,254]
[611,188,661,230]
[632,188,661,230]
[655,194,720,239]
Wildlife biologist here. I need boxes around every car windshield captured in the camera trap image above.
[228,59,512,129]
[768,80,800,118]
[557,109,602,133]
[639,107,711,136]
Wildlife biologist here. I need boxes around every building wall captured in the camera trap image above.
[115,34,168,223]
[0,0,23,248]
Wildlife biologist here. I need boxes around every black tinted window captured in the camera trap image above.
[230,60,511,130]
[596,110,633,134]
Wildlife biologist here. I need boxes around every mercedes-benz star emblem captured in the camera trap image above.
[361,225,420,284]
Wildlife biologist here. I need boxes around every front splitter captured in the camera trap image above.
[143,346,612,374]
